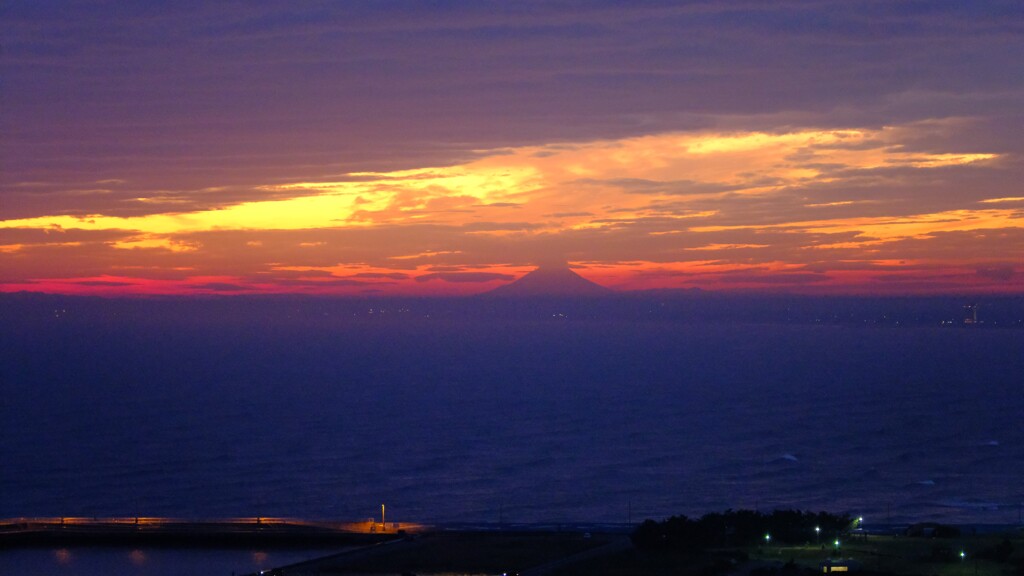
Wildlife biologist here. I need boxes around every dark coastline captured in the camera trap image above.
[4,516,1020,548]
[0,518,398,549]
[3,517,1022,576]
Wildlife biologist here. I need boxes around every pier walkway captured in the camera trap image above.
[0,517,422,548]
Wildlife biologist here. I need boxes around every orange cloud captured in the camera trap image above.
[1,123,1017,295]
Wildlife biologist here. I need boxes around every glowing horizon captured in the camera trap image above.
[3,4,1022,296]
[1,125,1019,296]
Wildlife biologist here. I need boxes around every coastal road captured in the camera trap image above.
[520,535,633,576]
[267,537,416,576]
[261,532,633,576]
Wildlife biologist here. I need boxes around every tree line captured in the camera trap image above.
[632,509,853,552]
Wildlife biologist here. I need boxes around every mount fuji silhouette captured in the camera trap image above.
[486,264,612,297]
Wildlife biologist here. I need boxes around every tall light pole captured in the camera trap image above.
[815,526,820,545]
[381,504,386,529]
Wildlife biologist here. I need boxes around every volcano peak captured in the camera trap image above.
[486,264,612,297]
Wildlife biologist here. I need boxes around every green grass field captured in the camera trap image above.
[746,532,1024,576]
[287,528,1024,576]
[553,530,1024,576]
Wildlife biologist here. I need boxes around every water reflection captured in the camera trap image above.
[54,548,72,565]
[0,547,342,575]
[128,549,147,565]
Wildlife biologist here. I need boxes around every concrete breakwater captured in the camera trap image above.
[0,517,422,548]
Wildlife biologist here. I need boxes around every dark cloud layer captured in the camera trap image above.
[2,2,1023,294]
[4,1,1023,218]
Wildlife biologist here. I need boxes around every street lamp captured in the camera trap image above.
[815,526,820,545]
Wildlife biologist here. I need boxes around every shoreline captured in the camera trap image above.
[0,517,418,549]
[3,516,1021,550]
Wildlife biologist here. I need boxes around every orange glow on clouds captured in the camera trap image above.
[692,209,1022,242]
[2,127,996,236]
[1,123,1019,295]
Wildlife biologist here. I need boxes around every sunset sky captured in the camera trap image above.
[3,1,1023,295]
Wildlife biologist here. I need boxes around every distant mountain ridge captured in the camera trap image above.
[485,265,613,297]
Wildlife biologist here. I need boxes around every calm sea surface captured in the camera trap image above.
[3,307,1023,572]
[0,547,341,576]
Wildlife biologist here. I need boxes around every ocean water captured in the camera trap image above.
[3,302,1023,530]
[0,546,341,576]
